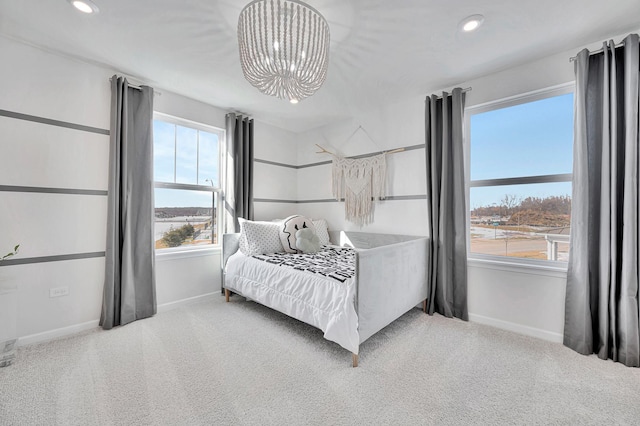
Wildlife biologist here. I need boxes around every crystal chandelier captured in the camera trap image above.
[237,0,330,104]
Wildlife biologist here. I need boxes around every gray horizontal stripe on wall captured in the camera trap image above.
[384,194,427,201]
[296,198,337,203]
[0,109,110,135]
[297,160,332,169]
[253,198,299,204]
[0,251,106,267]
[254,159,298,169]
[255,143,426,170]
[254,194,426,204]
[0,185,108,196]
[470,173,572,188]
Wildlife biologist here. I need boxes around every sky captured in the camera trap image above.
[469,92,574,209]
[153,120,220,208]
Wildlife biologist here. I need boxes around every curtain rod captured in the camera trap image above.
[430,87,472,99]
[569,40,624,62]
[108,76,142,90]
[107,77,163,96]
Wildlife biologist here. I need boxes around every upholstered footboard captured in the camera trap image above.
[333,232,429,344]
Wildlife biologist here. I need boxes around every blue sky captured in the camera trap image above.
[469,92,574,209]
[153,120,220,208]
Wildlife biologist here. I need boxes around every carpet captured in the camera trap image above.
[1,295,639,425]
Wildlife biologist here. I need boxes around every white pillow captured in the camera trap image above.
[280,215,313,253]
[312,219,331,245]
[238,218,284,256]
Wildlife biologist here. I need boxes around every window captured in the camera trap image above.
[153,113,223,250]
[466,86,573,263]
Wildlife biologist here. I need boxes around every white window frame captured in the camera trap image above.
[464,83,574,274]
[152,112,224,259]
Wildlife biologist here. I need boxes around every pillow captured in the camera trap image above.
[238,218,284,256]
[295,228,321,254]
[280,215,313,253]
[312,219,331,245]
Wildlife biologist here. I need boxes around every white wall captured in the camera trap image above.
[467,265,567,342]
[0,36,112,344]
[294,96,428,236]
[252,121,299,221]
[0,35,295,345]
[292,29,638,343]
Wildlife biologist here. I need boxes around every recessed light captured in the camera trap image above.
[460,14,484,32]
[68,0,100,14]
[289,99,299,104]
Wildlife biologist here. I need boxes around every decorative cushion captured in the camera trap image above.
[280,215,313,253]
[312,219,331,245]
[238,218,284,256]
[295,228,321,253]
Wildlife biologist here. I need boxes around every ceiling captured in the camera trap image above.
[1,0,639,132]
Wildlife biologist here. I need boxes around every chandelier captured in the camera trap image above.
[237,0,330,104]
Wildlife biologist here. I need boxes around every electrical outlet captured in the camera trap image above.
[49,286,69,298]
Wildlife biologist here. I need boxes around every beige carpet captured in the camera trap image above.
[1,295,640,425]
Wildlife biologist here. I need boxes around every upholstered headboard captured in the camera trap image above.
[222,233,241,269]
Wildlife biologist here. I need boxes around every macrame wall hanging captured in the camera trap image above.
[315,126,403,226]
[331,153,387,226]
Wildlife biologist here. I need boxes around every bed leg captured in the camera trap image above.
[352,353,359,368]
[225,289,230,302]
[423,299,427,313]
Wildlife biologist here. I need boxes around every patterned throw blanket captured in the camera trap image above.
[251,247,356,283]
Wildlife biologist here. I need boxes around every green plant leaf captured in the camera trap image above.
[1,244,20,261]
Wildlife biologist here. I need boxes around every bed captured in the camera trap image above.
[223,230,429,367]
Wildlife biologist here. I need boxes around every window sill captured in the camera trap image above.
[467,256,568,278]
[155,246,221,262]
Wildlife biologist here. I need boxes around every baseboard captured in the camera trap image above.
[18,292,221,347]
[157,292,219,313]
[18,319,100,347]
[468,313,563,343]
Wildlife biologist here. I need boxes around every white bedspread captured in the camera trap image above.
[225,248,360,354]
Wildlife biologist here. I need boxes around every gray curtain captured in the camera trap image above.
[224,113,254,233]
[425,88,469,320]
[564,34,640,367]
[100,76,156,330]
